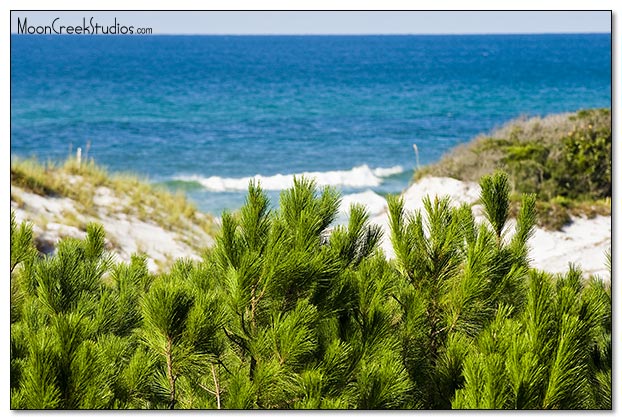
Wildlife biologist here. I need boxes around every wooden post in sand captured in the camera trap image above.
[85,140,91,163]
[413,143,420,171]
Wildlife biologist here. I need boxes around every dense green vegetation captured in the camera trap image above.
[10,173,611,409]
[416,109,611,230]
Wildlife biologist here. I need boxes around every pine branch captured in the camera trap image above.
[222,327,248,352]
[211,363,221,409]
[480,171,511,240]
[165,337,176,409]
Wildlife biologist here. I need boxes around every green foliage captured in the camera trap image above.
[553,113,612,199]
[11,212,37,275]
[453,269,611,409]
[10,173,610,410]
[387,172,541,409]
[416,108,611,229]
[480,171,510,239]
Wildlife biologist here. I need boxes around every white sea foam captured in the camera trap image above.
[339,190,388,218]
[174,165,404,192]
[371,166,404,177]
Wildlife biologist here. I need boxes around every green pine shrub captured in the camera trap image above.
[10,171,611,409]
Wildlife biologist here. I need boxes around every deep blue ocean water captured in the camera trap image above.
[11,34,611,215]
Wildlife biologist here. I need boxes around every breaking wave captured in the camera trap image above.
[172,165,404,192]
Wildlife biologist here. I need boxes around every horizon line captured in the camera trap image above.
[10,31,611,36]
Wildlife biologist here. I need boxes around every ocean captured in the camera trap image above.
[10,34,611,215]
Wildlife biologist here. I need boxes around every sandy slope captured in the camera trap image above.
[339,177,611,279]
[11,184,214,272]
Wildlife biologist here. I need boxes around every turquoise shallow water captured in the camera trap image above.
[10,34,611,214]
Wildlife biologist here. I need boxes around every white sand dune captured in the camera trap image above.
[11,184,214,272]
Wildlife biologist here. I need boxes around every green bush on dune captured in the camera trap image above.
[10,172,611,409]
[416,109,611,230]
